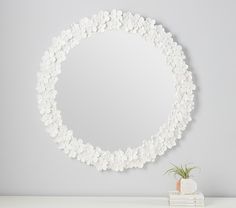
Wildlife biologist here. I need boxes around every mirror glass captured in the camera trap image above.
[57,31,174,151]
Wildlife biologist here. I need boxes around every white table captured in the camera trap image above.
[0,196,235,208]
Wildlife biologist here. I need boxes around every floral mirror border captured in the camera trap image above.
[37,10,196,171]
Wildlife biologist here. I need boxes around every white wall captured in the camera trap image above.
[0,0,236,197]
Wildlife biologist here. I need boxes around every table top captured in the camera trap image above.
[0,196,236,208]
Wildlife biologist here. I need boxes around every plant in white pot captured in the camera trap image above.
[165,163,199,194]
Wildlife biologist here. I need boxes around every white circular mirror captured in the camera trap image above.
[37,10,195,171]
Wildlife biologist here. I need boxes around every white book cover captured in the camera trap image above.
[169,191,205,200]
[170,202,204,205]
[170,205,204,207]
[170,200,204,204]
[170,199,204,202]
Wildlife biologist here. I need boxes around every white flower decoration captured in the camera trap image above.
[37,10,196,172]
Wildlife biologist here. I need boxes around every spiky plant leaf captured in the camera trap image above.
[164,163,199,179]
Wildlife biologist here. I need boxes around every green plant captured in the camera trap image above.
[164,163,198,179]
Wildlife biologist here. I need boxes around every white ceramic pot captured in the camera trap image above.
[180,178,197,194]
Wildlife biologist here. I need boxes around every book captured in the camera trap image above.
[169,191,204,200]
[169,191,205,207]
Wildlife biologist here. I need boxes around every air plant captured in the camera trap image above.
[164,163,199,179]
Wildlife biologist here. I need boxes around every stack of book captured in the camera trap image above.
[169,191,204,207]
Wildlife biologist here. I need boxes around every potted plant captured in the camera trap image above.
[165,163,199,194]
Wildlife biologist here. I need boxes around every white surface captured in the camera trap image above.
[1,0,236,196]
[0,197,236,208]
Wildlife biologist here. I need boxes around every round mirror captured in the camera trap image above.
[37,10,195,171]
